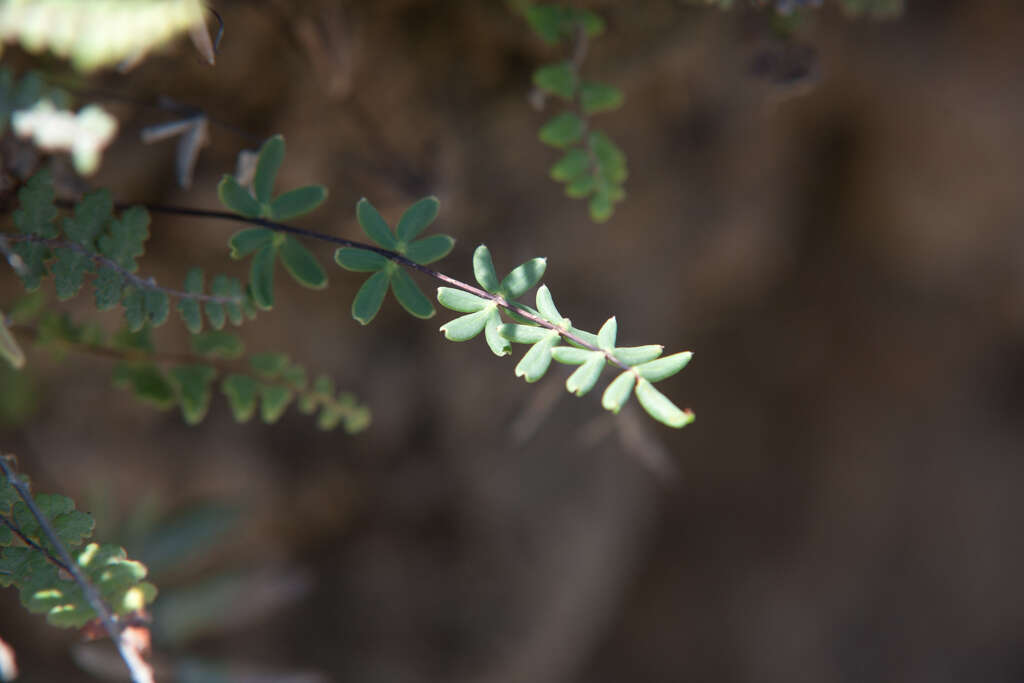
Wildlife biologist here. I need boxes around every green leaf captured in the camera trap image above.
[483,309,510,357]
[356,198,397,249]
[601,371,636,414]
[550,148,590,182]
[11,241,47,291]
[395,196,440,243]
[439,308,490,342]
[144,289,169,327]
[112,362,175,409]
[613,345,663,366]
[566,354,605,396]
[565,173,595,198]
[551,346,593,365]
[0,312,26,369]
[635,351,693,382]
[252,135,285,204]
[390,268,434,319]
[580,82,624,115]
[499,323,551,345]
[204,299,225,330]
[500,258,547,299]
[98,207,149,271]
[249,244,276,310]
[217,175,262,218]
[228,228,274,259]
[472,245,500,292]
[178,268,203,333]
[52,247,92,301]
[63,189,111,245]
[221,374,257,422]
[250,352,290,378]
[533,61,577,99]
[597,317,617,350]
[121,287,145,332]
[335,247,388,272]
[635,378,693,428]
[351,269,391,325]
[260,384,293,423]
[514,334,559,383]
[213,275,244,326]
[437,287,488,313]
[169,365,217,425]
[588,131,627,183]
[588,192,613,222]
[535,285,563,323]
[190,331,244,358]
[268,185,328,220]
[525,6,605,44]
[281,363,307,391]
[539,112,585,148]
[278,236,327,289]
[14,170,58,238]
[405,234,454,265]
[93,267,123,311]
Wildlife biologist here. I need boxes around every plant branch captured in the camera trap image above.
[113,201,634,371]
[0,457,154,683]
[2,234,242,305]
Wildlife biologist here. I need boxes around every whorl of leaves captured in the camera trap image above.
[524,4,627,222]
[0,458,157,629]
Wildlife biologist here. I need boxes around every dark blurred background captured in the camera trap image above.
[3,1,1024,681]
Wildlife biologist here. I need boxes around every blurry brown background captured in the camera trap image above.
[3,1,1024,681]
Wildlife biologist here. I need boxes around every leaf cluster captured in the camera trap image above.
[0,459,157,629]
[334,197,454,324]
[438,246,694,428]
[220,135,329,310]
[525,4,627,222]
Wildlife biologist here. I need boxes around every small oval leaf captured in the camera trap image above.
[351,269,391,325]
[613,344,663,366]
[268,185,327,220]
[538,112,585,149]
[228,227,274,259]
[499,323,552,345]
[395,196,440,242]
[335,247,388,272]
[483,309,510,357]
[249,244,276,310]
[500,257,547,299]
[597,317,617,350]
[635,351,693,382]
[217,175,262,218]
[580,82,624,115]
[437,287,489,313]
[355,198,397,249]
[514,336,558,383]
[535,285,562,323]
[405,234,454,265]
[390,268,435,319]
[533,61,577,100]
[566,354,605,396]
[635,378,693,428]
[551,346,594,365]
[439,308,489,342]
[473,245,500,292]
[279,236,327,289]
[601,371,636,414]
[253,135,285,203]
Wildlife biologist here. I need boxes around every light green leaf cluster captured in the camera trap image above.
[0,461,157,629]
[525,5,627,222]
[335,197,455,324]
[0,0,206,72]
[219,136,329,310]
[438,246,694,428]
[176,268,255,334]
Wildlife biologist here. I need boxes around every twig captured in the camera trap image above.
[0,457,154,683]
[2,234,243,305]
[119,202,635,372]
